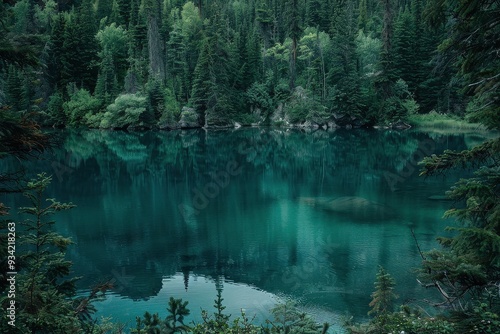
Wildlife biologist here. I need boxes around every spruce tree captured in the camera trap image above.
[417,0,500,325]
[393,6,417,92]
[190,37,212,125]
[5,65,25,111]
[95,52,119,105]
[46,14,66,92]
[368,266,398,316]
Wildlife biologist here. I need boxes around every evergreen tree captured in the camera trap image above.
[376,0,396,99]
[328,0,361,118]
[417,0,500,325]
[61,1,99,92]
[5,65,25,111]
[306,0,329,32]
[167,8,190,102]
[96,22,129,87]
[256,0,274,49]
[190,15,236,127]
[96,0,114,21]
[190,36,212,125]
[358,0,368,31]
[286,0,302,89]
[76,0,99,91]
[165,297,190,333]
[46,14,66,92]
[368,266,398,316]
[393,6,417,92]
[95,52,119,105]
[116,0,132,27]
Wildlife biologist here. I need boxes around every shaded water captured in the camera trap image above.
[2,128,491,329]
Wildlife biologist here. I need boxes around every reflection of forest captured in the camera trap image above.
[1,129,475,316]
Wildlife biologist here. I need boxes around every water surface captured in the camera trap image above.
[2,128,488,328]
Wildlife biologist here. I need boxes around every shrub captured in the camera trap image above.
[99,94,147,129]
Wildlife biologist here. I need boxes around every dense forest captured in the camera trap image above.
[0,0,490,129]
[1,0,499,333]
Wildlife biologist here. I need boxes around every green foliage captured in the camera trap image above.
[416,0,500,323]
[264,300,324,333]
[368,266,398,316]
[346,306,456,334]
[63,87,101,126]
[0,174,81,333]
[164,297,190,333]
[0,0,493,128]
[47,91,66,126]
[380,79,419,123]
[99,93,147,129]
[95,51,120,105]
[96,22,129,86]
[159,87,181,126]
[452,303,500,334]
[5,65,26,112]
[246,81,274,121]
[407,110,485,130]
[132,311,162,334]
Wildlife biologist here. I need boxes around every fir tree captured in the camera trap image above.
[393,6,417,92]
[368,266,398,316]
[417,0,500,324]
[5,65,25,111]
[95,52,119,105]
[46,14,66,92]
[144,0,166,82]
[165,297,190,333]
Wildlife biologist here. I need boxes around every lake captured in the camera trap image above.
[1,127,490,331]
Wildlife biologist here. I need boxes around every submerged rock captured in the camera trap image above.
[300,196,396,221]
[427,195,452,201]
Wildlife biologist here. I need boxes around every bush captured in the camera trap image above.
[99,94,147,129]
[63,88,101,126]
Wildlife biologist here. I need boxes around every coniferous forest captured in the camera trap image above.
[0,0,494,129]
[0,0,499,333]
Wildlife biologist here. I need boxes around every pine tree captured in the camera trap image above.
[95,52,119,105]
[167,10,189,102]
[256,0,273,49]
[5,65,25,111]
[376,0,396,99]
[75,0,99,91]
[368,266,398,316]
[328,0,361,118]
[46,14,66,92]
[190,37,212,125]
[358,0,368,31]
[393,6,417,92]
[9,174,81,333]
[96,0,114,21]
[190,15,236,127]
[116,0,132,27]
[61,2,99,92]
[165,297,190,333]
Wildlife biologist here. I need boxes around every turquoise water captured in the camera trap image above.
[2,128,489,330]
